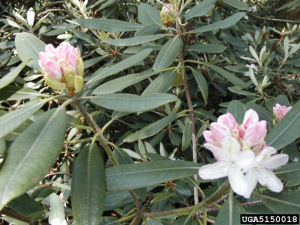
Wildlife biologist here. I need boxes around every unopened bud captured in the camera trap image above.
[160,4,176,26]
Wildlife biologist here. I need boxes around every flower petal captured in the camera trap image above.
[228,165,249,198]
[242,109,259,129]
[203,143,230,161]
[234,149,255,169]
[198,161,229,180]
[260,154,289,170]
[255,146,277,163]
[217,113,237,130]
[244,169,258,199]
[210,122,231,142]
[221,136,241,155]
[255,168,283,192]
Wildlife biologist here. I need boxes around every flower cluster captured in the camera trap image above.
[199,109,289,198]
[39,42,84,96]
[273,104,292,121]
[160,4,176,26]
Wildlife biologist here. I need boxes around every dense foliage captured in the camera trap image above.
[0,0,299,224]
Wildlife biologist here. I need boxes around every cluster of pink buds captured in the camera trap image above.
[273,103,292,122]
[160,4,176,26]
[199,109,289,198]
[39,42,84,96]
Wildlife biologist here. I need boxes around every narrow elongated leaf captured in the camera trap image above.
[257,192,300,214]
[227,100,246,124]
[74,18,143,32]
[275,95,291,106]
[266,101,300,150]
[124,114,178,142]
[15,33,46,69]
[191,69,208,105]
[142,70,177,95]
[190,12,246,33]
[153,36,182,72]
[184,0,216,20]
[90,93,178,113]
[0,59,29,89]
[92,70,155,95]
[138,3,162,27]
[188,43,226,53]
[0,106,67,210]
[48,193,66,225]
[215,198,246,225]
[182,121,192,151]
[104,34,166,46]
[7,194,44,220]
[106,160,199,191]
[0,100,45,137]
[86,48,152,87]
[223,0,249,10]
[197,62,248,88]
[276,162,300,181]
[71,145,106,225]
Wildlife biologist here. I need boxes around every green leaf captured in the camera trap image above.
[223,0,249,11]
[276,162,300,181]
[246,102,273,122]
[215,197,246,225]
[142,70,177,95]
[48,193,66,225]
[86,48,152,87]
[182,120,192,151]
[124,114,178,142]
[138,3,162,27]
[0,59,30,89]
[257,192,300,214]
[90,93,178,113]
[266,101,300,150]
[92,69,155,95]
[227,100,246,124]
[275,95,291,106]
[198,62,248,88]
[0,100,46,137]
[190,12,246,33]
[153,36,182,72]
[184,0,216,20]
[74,18,143,32]
[0,106,67,210]
[7,194,44,220]
[188,43,226,53]
[191,69,208,105]
[105,160,199,192]
[15,32,46,69]
[71,145,106,225]
[0,137,5,158]
[104,34,166,46]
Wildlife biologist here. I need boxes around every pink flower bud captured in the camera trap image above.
[160,4,176,26]
[217,113,238,130]
[39,42,84,95]
[209,122,231,143]
[244,121,267,147]
[242,109,259,129]
[273,104,292,120]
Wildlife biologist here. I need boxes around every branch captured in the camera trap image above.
[248,13,300,24]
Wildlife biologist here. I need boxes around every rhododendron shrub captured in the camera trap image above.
[0,0,299,225]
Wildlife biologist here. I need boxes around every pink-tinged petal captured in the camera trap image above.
[220,136,241,155]
[244,170,258,199]
[260,154,289,170]
[198,161,229,180]
[244,121,267,147]
[44,61,62,79]
[273,104,293,120]
[45,44,56,55]
[217,113,237,130]
[210,122,230,142]
[203,143,230,161]
[243,109,259,129]
[203,130,215,144]
[228,165,249,198]
[234,150,255,169]
[255,168,283,192]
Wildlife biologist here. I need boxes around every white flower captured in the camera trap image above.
[50,218,67,225]
[199,136,255,198]
[243,147,289,198]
